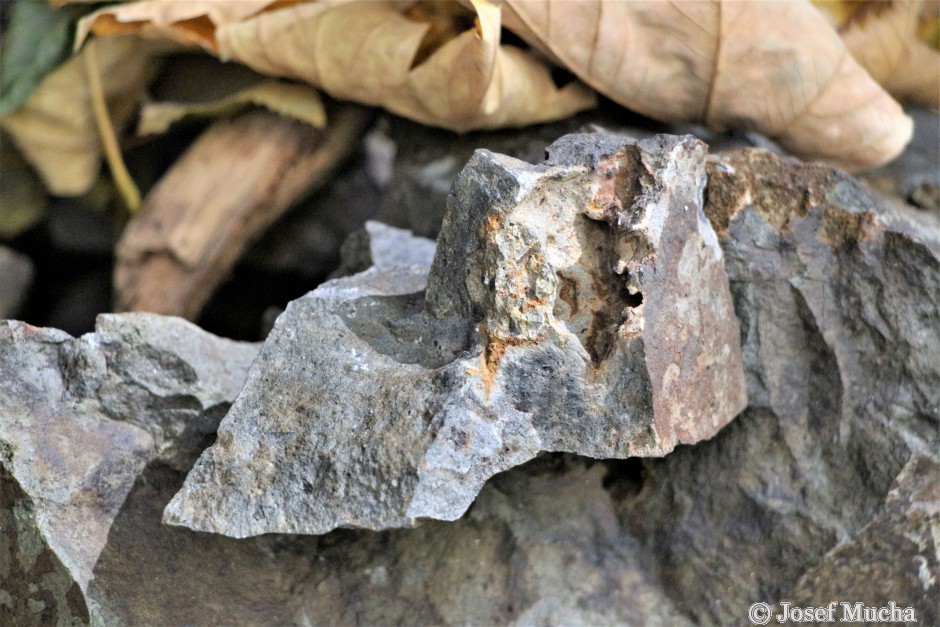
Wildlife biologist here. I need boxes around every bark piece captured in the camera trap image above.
[0,314,258,622]
[114,105,372,320]
[164,132,747,537]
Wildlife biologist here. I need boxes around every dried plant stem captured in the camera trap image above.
[84,43,141,212]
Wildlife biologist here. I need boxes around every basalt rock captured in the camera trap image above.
[0,314,258,624]
[615,148,940,624]
[164,133,747,537]
[3,127,937,626]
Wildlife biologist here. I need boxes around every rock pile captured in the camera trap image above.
[2,133,936,625]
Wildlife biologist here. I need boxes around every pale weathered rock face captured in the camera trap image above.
[616,149,940,624]
[0,314,258,624]
[164,133,747,537]
[0,245,33,319]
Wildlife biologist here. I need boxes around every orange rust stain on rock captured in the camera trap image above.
[481,212,503,237]
[557,273,580,315]
[520,293,551,313]
[477,333,530,398]
[478,338,506,398]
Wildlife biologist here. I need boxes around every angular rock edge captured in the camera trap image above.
[164,133,747,537]
[0,313,258,622]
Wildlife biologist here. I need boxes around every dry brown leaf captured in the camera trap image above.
[74,0,912,168]
[79,0,596,132]
[138,80,326,136]
[0,36,163,196]
[813,0,940,106]
[75,0,280,51]
[216,0,596,130]
[499,0,913,171]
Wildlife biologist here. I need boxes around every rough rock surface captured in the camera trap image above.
[782,455,938,624]
[615,148,940,624]
[0,245,33,319]
[165,133,747,537]
[75,455,689,626]
[0,314,258,624]
[330,220,437,279]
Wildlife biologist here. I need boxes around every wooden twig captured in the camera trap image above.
[114,104,373,320]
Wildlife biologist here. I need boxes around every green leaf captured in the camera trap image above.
[0,1,93,116]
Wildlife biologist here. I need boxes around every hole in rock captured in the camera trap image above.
[601,458,645,502]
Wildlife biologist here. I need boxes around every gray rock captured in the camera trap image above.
[0,246,33,318]
[0,313,258,623]
[79,455,689,626]
[782,454,939,625]
[165,133,747,537]
[291,456,692,626]
[330,220,437,279]
[615,148,940,624]
[4,134,936,626]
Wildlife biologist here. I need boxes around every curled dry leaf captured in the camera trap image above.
[498,0,913,170]
[1,37,163,196]
[219,0,598,130]
[78,0,596,132]
[138,80,326,136]
[813,0,940,107]
[76,0,913,168]
[75,0,278,51]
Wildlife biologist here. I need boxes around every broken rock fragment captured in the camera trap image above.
[330,220,438,278]
[165,133,747,537]
[617,148,940,624]
[0,314,258,623]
